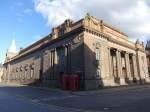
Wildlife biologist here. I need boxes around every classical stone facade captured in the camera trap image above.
[146,41,150,75]
[2,14,150,90]
[0,64,3,82]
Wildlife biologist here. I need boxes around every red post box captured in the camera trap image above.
[62,74,70,90]
[70,74,79,91]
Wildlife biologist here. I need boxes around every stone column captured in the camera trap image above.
[116,50,121,76]
[7,64,11,82]
[54,48,58,80]
[143,55,150,83]
[108,48,113,77]
[48,50,51,80]
[117,50,126,85]
[25,66,29,81]
[24,70,26,80]
[107,47,115,86]
[132,54,140,83]
[21,68,25,82]
[50,50,55,79]
[116,50,120,85]
[27,67,31,80]
[125,53,132,83]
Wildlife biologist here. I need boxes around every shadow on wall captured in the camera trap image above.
[2,36,105,90]
[27,42,104,90]
[84,43,104,90]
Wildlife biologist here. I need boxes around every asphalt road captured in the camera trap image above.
[1,83,150,112]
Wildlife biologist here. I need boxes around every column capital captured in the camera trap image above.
[117,49,122,53]
[133,54,136,56]
[121,51,126,54]
[125,52,130,54]
[107,47,111,50]
[118,51,120,53]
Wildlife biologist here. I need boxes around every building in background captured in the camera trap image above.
[5,39,17,62]
[145,41,150,75]
[1,14,150,90]
[0,64,4,82]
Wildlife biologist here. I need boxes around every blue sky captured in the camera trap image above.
[0,0,150,63]
[0,0,50,63]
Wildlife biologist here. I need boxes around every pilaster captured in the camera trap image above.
[106,47,116,86]
[125,53,133,84]
[118,50,126,85]
[132,54,140,83]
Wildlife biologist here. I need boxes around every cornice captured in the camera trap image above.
[4,26,84,64]
[84,26,145,53]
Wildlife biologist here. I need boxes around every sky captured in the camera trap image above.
[0,0,150,63]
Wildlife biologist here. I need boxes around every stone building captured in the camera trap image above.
[145,41,150,75]
[0,64,3,82]
[2,14,150,90]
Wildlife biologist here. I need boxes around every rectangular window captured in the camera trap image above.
[96,48,100,60]
[96,69,101,79]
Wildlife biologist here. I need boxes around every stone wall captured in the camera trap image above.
[83,22,149,90]
[2,14,150,90]
[0,64,3,82]
[2,32,85,88]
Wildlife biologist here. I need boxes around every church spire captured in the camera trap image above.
[5,39,17,62]
[8,39,17,53]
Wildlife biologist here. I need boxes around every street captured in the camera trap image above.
[1,83,150,112]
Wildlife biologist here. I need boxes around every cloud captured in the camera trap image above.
[16,8,33,22]
[15,2,23,7]
[34,0,84,26]
[34,0,150,42]
[23,8,33,15]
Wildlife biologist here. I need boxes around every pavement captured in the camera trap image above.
[1,83,150,112]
